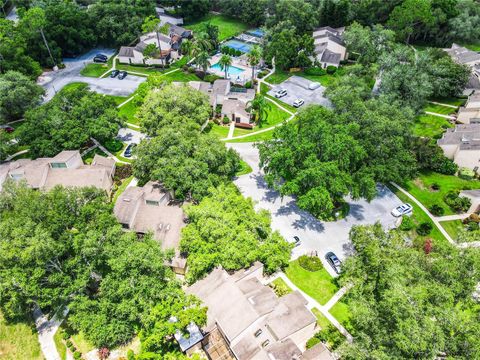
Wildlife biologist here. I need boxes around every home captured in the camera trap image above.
[459,189,480,213]
[184,262,334,360]
[187,79,256,126]
[437,124,480,174]
[444,44,480,90]
[156,6,184,26]
[0,150,115,193]
[118,24,190,66]
[113,181,187,274]
[312,26,347,68]
[457,91,480,124]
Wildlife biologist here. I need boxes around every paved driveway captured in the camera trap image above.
[37,49,145,101]
[227,143,402,276]
[117,127,146,145]
[267,75,332,108]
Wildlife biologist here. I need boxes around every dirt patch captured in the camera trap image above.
[413,178,425,190]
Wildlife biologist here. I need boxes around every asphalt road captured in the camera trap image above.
[228,143,403,276]
[267,75,332,108]
[38,49,146,101]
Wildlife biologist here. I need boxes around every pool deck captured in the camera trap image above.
[209,53,254,83]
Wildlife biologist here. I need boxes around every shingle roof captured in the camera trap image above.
[119,46,134,58]
[321,49,342,66]
[444,43,480,64]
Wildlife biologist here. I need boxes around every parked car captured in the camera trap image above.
[118,71,128,80]
[123,143,136,158]
[293,236,301,247]
[110,70,120,78]
[0,125,14,133]
[391,203,413,217]
[93,55,108,63]
[325,252,342,274]
[275,89,287,98]
[96,53,108,60]
[293,99,305,108]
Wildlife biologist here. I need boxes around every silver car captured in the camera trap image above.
[391,203,413,217]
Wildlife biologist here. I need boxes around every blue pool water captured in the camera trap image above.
[223,39,253,53]
[210,63,245,76]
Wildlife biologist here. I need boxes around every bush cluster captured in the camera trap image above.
[114,163,133,182]
[399,216,414,231]
[204,74,223,83]
[298,255,323,272]
[220,46,242,57]
[104,139,123,153]
[429,204,445,216]
[417,222,433,236]
[304,67,326,76]
[326,65,337,74]
[306,325,345,350]
[444,191,472,213]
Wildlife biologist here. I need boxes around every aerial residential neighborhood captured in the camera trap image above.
[0,1,480,360]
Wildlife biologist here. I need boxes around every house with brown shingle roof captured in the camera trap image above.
[113,181,187,274]
[0,150,115,193]
[185,262,333,360]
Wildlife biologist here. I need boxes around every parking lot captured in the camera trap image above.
[227,143,403,276]
[267,75,332,108]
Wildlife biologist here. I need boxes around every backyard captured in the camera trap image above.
[403,172,480,216]
[284,259,338,305]
[184,14,248,41]
[413,114,453,138]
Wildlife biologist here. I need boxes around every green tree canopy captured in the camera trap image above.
[180,184,293,283]
[338,224,480,359]
[258,101,416,219]
[19,83,122,158]
[133,127,240,201]
[0,70,44,123]
[138,83,212,136]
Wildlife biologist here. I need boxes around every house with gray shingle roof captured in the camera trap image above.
[312,26,347,68]
[444,44,480,90]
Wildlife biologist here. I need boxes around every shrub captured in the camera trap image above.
[73,352,82,360]
[306,336,321,349]
[304,67,326,76]
[62,332,70,340]
[245,81,252,89]
[222,116,230,125]
[204,74,222,83]
[326,65,337,74]
[435,157,458,175]
[235,49,242,57]
[298,255,323,272]
[459,167,475,180]
[417,222,433,236]
[187,66,195,73]
[65,340,73,348]
[182,64,189,72]
[307,326,345,350]
[114,163,133,181]
[104,139,123,153]
[431,183,440,191]
[429,204,445,216]
[127,350,135,360]
[424,238,433,254]
[444,190,472,213]
[463,213,480,224]
[467,221,479,232]
[399,215,414,231]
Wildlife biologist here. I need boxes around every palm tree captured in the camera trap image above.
[181,39,193,60]
[218,54,232,79]
[195,51,211,73]
[247,45,261,80]
[247,95,270,127]
[194,32,213,53]
[142,16,164,67]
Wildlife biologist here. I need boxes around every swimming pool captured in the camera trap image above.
[210,63,245,76]
[223,39,253,53]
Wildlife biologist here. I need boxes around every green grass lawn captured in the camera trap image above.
[298,67,348,87]
[161,69,201,82]
[413,114,453,139]
[429,97,467,107]
[105,94,128,105]
[118,99,140,125]
[112,142,133,163]
[311,308,331,330]
[269,277,293,297]
[439,220,463,242]
[388,184,448,246]
[0,313,43,360]
[424,104,457,115]
[61,82,88,92]
[71,332,95,354]
[113,176,133,203]
[258,102,290,128]
[285,259,338,305]
[265,95,297,113]
[265,70,292,84]
[226,129,275,143]
[329,300,353,332]
[404,172,480,216]
[80,63,110,77]
[206,123,230,139]
[53,328,67,360]
[461,43,480,52]
[184,14,248,41]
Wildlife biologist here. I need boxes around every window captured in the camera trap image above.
[261,340,270,347]
[50,162,67,169]
[9,173,24,181]
[146,200,159,206]
[254,329,262,337]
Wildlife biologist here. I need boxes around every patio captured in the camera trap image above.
[208,53,253,83]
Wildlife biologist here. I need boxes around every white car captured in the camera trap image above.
[391,203,413,217]
[293,99,305,108]
[275,89,287,98]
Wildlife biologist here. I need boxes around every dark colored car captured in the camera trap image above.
[293,236,301,247]
[96,53,108,60]
[123,143,136,158]
[110,70,120,78]
[118,71,127,80]
[93,55,108,63]
[0,125,14,133]
[325,252,342,274]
